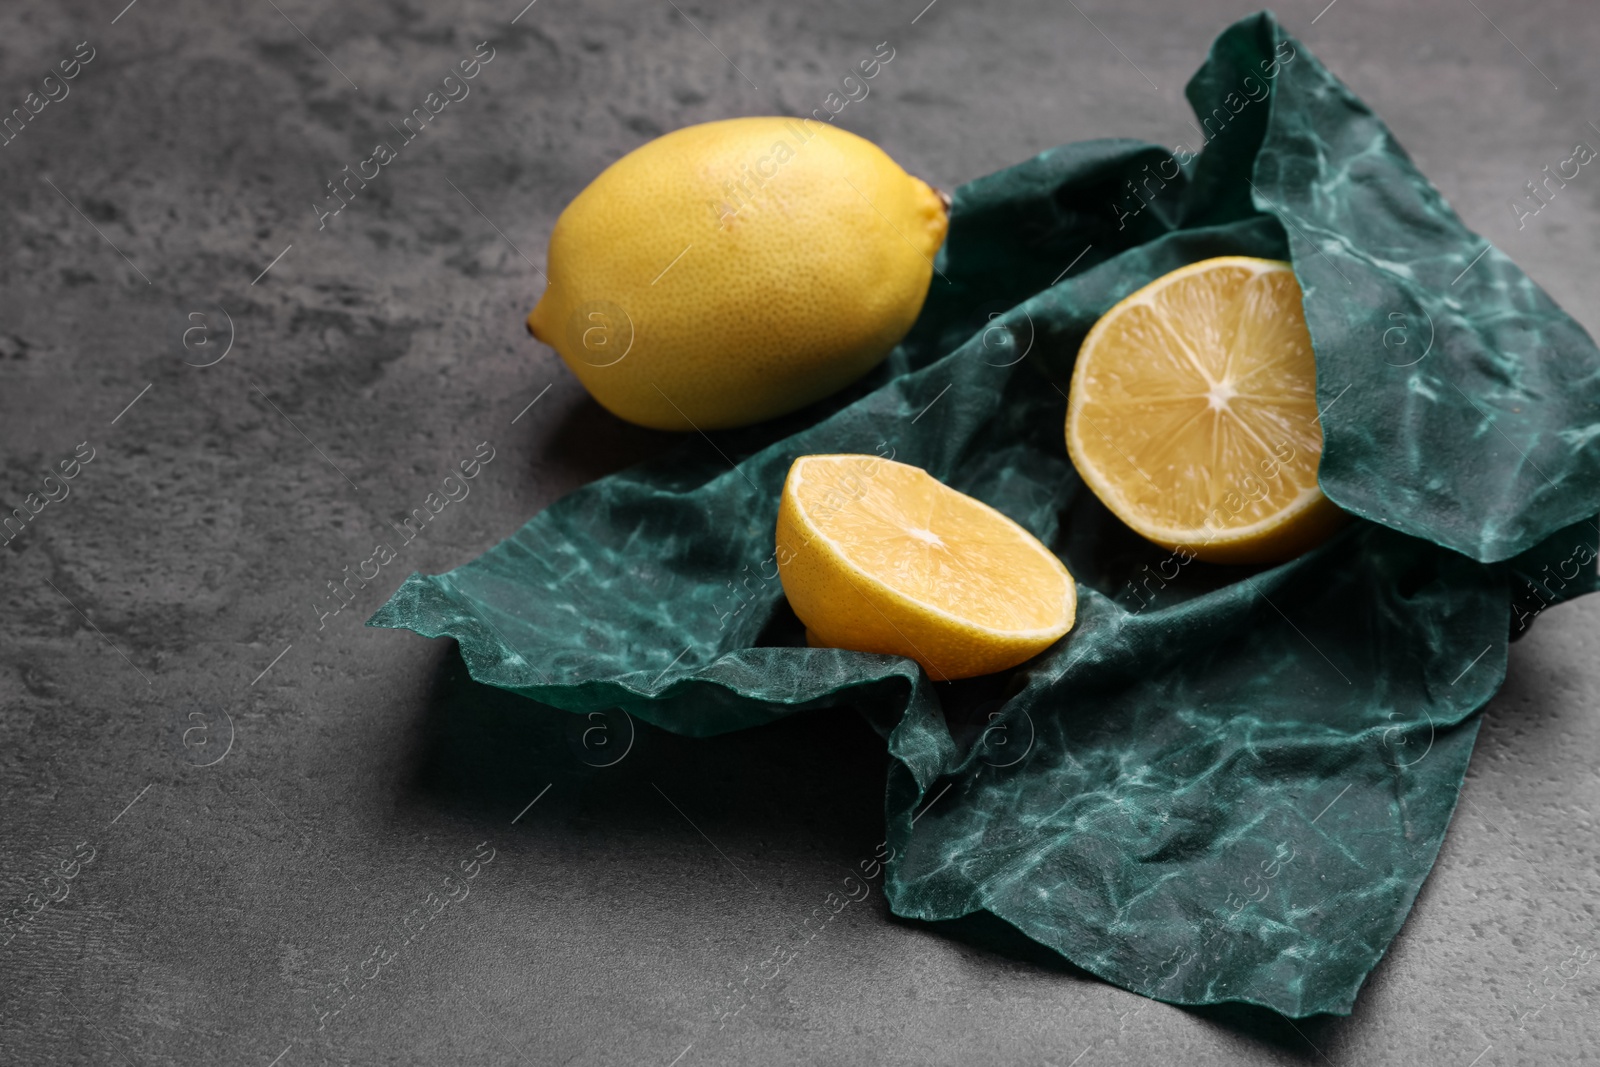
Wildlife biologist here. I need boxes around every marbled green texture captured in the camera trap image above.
[370,12,1600,1017]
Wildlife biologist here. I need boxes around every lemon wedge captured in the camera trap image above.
[776,454,1076,680]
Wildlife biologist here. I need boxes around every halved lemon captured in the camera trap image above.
[775,454,1077,681]
[1065,256,1346,565]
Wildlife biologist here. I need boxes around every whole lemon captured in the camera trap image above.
[527,117,948,431]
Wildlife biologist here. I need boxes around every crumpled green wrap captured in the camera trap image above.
[370,12,1600,1017]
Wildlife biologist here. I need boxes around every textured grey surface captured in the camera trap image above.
[0,0,1596,1064]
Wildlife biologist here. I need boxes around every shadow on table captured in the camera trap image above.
[535,393,678,486]
[400,641,1468,1061]
[401,642,889,845]
[1178,1002,1345,1062]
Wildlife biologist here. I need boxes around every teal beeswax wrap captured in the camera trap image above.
[371,12,1600,1017]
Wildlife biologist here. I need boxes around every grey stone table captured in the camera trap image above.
[2,0,1596,1063]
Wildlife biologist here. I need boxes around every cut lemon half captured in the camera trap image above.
[776,454,1076,681]
[1065,256,1346,564]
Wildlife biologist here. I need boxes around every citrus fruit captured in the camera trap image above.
[1065,256,1346,565]
[776,454,1077,681]
[527,117,948,431]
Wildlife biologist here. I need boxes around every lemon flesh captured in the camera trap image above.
[776,455,1076,681]
[1066,256,1346,565]
[528,117,948,431]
